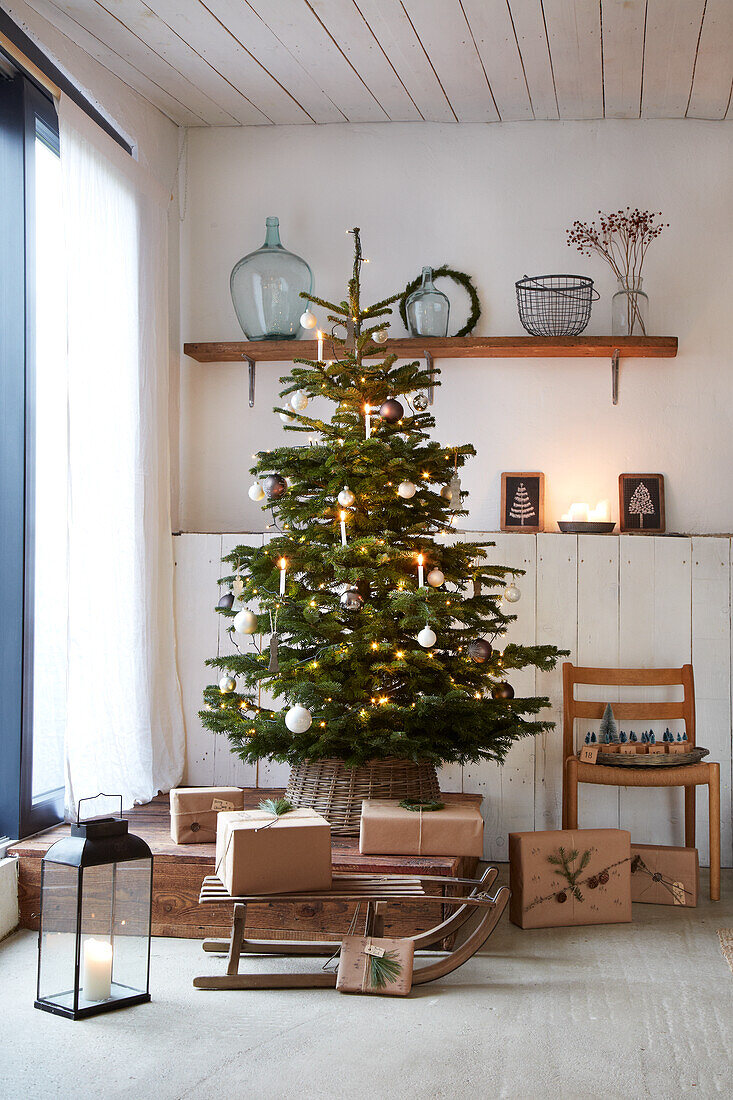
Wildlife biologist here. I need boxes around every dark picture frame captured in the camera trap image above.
[501,472,545,533]
[618,473,666,533]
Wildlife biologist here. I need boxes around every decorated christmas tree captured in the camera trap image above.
[200,229,565,790]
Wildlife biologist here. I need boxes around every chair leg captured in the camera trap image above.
[684,787,696,848]
[561,757,568,829]
[565,756,579,830]
[708,764,721,902]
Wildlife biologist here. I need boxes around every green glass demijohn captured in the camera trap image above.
[405,266,450,337]
[230,216,313,340]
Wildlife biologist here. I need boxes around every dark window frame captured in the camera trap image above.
[0,72,64,839]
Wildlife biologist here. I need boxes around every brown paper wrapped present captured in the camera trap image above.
[215,808,332,896]
[336,936,414,996]
[359,798,483,857]
[170,786,244,844]
[630,843,699,906]
[509,829,632,929]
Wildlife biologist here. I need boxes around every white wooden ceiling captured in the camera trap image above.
[24,0,733,126]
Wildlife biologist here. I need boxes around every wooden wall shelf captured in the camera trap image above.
[183,335,678,364]
[182,335,678,406]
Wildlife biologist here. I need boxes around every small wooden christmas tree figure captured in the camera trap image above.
[509,482,536,526]
[629,481,654,528]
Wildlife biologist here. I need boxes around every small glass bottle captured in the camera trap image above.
[405,267,450,338]
[230,216,313,340]
[612,278,648,337]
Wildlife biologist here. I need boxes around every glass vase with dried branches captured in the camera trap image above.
[566,208,668,336]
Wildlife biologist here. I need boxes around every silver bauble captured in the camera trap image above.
[413,392,429,412]
[504,584,521,603]
[290,389,309,412]
[440,485,453,501]
[397,480,417,499]
[279,409,295,423]
[427,568,445,588]
[248,481,265,501]
[219,675,236,693]
[233,609,258,634]
[372,328,388,344]
[340,588,364,612]
[338,486,356,507]
[285,704,312,733]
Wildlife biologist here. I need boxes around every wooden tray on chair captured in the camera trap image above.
[585,746,709,768]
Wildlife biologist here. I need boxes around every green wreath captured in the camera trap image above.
[399,266,481,338]
[398,798,445,812]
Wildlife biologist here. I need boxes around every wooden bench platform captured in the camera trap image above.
[9,791,480,941]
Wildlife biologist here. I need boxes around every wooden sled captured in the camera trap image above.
[194,865,509,990]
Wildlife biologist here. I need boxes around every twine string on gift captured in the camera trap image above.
[525,852,632,912]
[630,854,693,902]
[322,905,363,973]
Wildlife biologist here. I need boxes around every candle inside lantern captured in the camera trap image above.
[364,402,371,440]
[417,553,425,588]
[279,557,287,596]
[340,510,348,546]
[317,330,324,362]
[82,938,113,1002]
[569,502,590,522]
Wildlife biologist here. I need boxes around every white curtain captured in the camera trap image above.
[59,96,184,815]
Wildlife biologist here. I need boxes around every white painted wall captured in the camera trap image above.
[180,119,733,535]
[0,859,19,941]
[6,0,183,527]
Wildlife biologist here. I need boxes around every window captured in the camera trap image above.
[0,74,65,838]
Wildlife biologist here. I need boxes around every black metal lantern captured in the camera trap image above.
[35,795,153,1020]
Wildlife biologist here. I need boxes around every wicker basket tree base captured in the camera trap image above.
[285,758,441,835]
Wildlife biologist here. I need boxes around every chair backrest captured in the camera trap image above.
[562,663,696,759]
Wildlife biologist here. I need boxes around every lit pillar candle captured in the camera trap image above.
[364,402,371,440]
[317,330,324,363]
[82,938,112,1002]
[417,553,425,588]
[594,499,611,522]
[569,502,590,522]
[279,557,287,596]
[340,510,348,546]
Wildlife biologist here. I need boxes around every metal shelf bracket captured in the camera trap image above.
[243,355,256,407]
[424,350,435,405]
[611,349,620,405]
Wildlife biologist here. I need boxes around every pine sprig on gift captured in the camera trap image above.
[259,797,294,816]
[369,950,402,990]
[547,846,592,902]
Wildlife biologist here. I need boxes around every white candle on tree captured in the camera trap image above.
[340,510,348,546]
[279,557,287,596]
[317,330,324,363]
[364,403,371,440]
[417,553,425,588]
[82,938,112,1002]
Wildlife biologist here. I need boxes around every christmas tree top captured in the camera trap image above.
[200,229,565,767]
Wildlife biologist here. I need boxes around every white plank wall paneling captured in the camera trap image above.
[173,533,733,867]
[26,0,733,127]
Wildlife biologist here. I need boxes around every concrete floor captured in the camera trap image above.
[2,868,732,1100]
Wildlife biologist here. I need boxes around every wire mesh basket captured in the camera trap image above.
[515,274,599,336]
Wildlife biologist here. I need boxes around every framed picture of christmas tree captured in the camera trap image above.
[500,473,544,533]
[619,473,666,533]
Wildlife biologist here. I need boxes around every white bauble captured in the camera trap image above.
[372,328,388,344]
[285,704,312,734]
[504,584,521,603]
[290,390,309,412]
[427,568,445,588]
[219,675,236,693]
[417,626,437,648]
[397,480,417,499]
[300,309,318,330]
[338,485,356,507]
[280,409,295,423]
[248,481,265,501]
[233,609,258,634]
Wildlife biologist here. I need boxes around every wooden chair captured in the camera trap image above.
[562,663,720,901]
